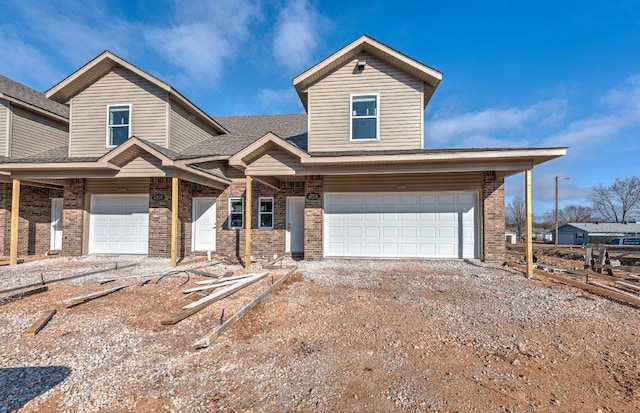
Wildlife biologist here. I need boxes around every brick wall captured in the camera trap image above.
[148,177,171,257]
[482,171,505,263]
[216,179,305,262]
[63,179,86,256]
[304,175,323,260]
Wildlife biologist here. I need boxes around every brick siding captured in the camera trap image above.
[63,179,86,256]
[482,171,506,263]
[304,175,323,260]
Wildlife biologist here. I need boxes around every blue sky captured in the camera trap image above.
[1,0,639,220]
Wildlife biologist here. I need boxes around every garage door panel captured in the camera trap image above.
[325,192,476,259]
[89,195,149,254]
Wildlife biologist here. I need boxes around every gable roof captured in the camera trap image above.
[177,113,308,159]
[45,51,227,134]
[561,222,640,234]
[0,74,69,120]
[293,34,443,110]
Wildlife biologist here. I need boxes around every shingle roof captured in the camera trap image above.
[0,75,70,119]
[177,113,308,159]
[563,222,640,234]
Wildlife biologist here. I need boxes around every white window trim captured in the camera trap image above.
[228,197,244,229]
[258,197,274,229]
[106,103,132,148]
[349,93,379,141]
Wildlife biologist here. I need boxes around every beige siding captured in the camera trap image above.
[11,106,68,158]
[85,178,150,193]
[308,53,424,153]
[115,153,167,178]
[323,172,483,192]
[69,67,168,157]
[245,149,308,175]
[169,102,219,152]
[0,99,8,156]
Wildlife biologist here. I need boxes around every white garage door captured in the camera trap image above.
[89,195,149,254]
[324,192,476,259]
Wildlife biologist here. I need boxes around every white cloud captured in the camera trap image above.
[425,99,567,147]
[272,0,323,71]
[258,87,298,112]
[145,0,260,81]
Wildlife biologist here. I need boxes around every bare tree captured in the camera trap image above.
[506,196,526,239]
[542,204,595,226]
[588,176,640,223]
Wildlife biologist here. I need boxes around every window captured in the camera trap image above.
[351,94,378,140]
[228,198,244,229]
[107,105,131,146]
[259,197,274,229]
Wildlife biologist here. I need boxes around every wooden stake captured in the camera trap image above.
[9,179,20,265]
[23,310,56,338]
[245,175,252,268]
[171,177,179,267]
[524,170,533,278]
[194,266,297,349]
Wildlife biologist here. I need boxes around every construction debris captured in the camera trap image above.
[194,266,297,349]
[182,272,269,310]
[63,284,131,308]
[22,310,56,338]
[0,286,48,306]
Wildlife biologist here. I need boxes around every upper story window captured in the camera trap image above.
[351,94,378,140]
[258,197,274,229]
[107,104,131,146]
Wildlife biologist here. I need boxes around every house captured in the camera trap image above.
[0,35,566,265]
[555,222,640,245]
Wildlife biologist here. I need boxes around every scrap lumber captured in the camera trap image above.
[589,281,640,301]
[22,310,56,338]
[194,273,256,285]
[504,261,640,307]
[263,255,285,269]
[194,266,297,349]
[616,280,640,293]
[63,284,130,308]
[183,279,244,293]
[0,286,48,306]
[188,269,223,278]
[182,272,269,310]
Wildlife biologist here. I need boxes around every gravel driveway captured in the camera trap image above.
[0,257,638,412]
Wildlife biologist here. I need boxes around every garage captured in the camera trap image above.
[324,192,476,258]
[89,195,149,254]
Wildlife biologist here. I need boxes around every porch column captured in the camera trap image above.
[525,170,533,277]
[9,179,20,265]
[171,177,179,267]
[245,175,252,268]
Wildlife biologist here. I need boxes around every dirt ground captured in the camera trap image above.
[1,256,639,412]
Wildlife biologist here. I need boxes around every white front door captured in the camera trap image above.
[50,198,63,251]
[286,196,305,253]
[192,197,217,251]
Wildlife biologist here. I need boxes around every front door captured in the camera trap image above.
[193,197,217,251]
[50,198,63,251]
[286,196,305,253]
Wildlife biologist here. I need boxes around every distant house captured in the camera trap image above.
[505,230,517,244]
[555,223,640,245]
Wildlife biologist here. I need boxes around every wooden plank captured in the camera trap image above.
[245,175,252,269]
[524,170,533,277]
[194,266,297,349]
[63,284,130,308]
[263,255,284,268]
[171,177,179,267]
[589,281,640,301]
[194,273,256,285]
[182,272,269,310]
[22,310,56,338]
[616,281,640,293]
[0,286,48,306]
[504,261,640,306]
[183,278,243,293]
[9,179,20,265]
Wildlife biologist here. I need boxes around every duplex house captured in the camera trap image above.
[0,35,566,265]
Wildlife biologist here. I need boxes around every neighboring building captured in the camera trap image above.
[505,231,517,244]
[0,35,566,263]
[555,222,640,245]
